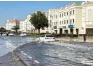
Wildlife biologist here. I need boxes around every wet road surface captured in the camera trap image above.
[16,42,93,66]
[0,36,32,66]
[0,52,26,66]
[0,36,93,66]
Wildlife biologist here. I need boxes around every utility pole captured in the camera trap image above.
[83,5,86,42]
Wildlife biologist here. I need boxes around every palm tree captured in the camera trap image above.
[12,25,19,35]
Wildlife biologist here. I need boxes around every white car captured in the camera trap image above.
[20,33,27,36]
[39,34,55,42]
[9,33,14,36]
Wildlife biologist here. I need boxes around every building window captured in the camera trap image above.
[88,9,93,21]
[73,10,74,15]
[67,20,68,24]
[56,22,57,25]
[70,11,72,15]
[60,21,61,25]
[60,14,61,18]
[67,12,68,16]
[70,19,72,24]
[56,15,57,18]
[73,19,74,24]
[62,13,63,17]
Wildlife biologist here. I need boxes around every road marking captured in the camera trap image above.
[28,56,32,59]
[20,51,40,64]
[34,60,40,64]
[21,51,27,56]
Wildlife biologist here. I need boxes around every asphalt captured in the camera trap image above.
[1,36,93,66]
[0,52,26,66]
[14,41,93,66]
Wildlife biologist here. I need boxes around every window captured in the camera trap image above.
[60,14,61,18]
[62,13,63,17]
[70,11,72,15]
[62,21,63,24]
[88,9,93,21]
[56,22,57,25]
[60,21,61,24]
[67,20,68,24]
[73,19,74,23]
[56,15,57,18]
[67,12,68,16]
[73,10,74,15]
[50,20,52,22]
[70,19,72,24]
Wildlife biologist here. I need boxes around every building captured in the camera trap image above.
[25,15,35,33]
[47,1,93,35]
[6,19,20,31]
[6,15,35,33]
[19,20,26,33]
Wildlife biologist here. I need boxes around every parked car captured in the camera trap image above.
[39,34,55,42]
[9,33,14,36]
[20,33,27,36]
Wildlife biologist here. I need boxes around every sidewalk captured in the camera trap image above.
[56,36,93,43]
[0,52,26,66]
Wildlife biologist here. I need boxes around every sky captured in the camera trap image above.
[0,1,82,26]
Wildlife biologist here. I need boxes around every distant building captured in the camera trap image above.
[19,20,26,33]
[25,15,35,33]
[6,19,20,31]
[6,15,35,33]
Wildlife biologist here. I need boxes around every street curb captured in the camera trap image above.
[13,50,39,66]
[56,39,93,44]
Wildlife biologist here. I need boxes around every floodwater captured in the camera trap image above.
[18,42,93,66]
[0,36,32,57]
[0,36,93,66]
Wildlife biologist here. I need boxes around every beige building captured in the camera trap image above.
[47,1,93,35]
[25,15,35,33]
[19,20,26,33]
[6,19,20,31]
[6,15,35,33]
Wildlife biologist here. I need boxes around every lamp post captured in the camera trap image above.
[83,6,86,42]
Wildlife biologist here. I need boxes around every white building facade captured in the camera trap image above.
[6,19,20,31]
[19,20,26,33]
[25,15,35,33]
[47,1,93,35]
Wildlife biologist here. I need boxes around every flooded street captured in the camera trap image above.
[0,36,32,57]
[0,36,93,66]
[18,42,93,66]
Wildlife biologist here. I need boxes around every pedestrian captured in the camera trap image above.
[83,34,86,42]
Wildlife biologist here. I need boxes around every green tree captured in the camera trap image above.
[30,11,48,33]
[12,25,19,34]
[0,27,6,36]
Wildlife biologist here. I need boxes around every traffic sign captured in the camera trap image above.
[68,25,74,28]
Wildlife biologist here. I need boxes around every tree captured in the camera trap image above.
[0,27,6,36]
[30,11,48,33]
[12,25,19,34]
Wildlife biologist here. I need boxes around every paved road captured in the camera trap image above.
[0,36,32,66]
[15,42,93,66]
[0,52,26,66]
[1,36,93,66]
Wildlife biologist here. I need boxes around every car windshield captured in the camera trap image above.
[40,35,45,37]
[46,35,54,37]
